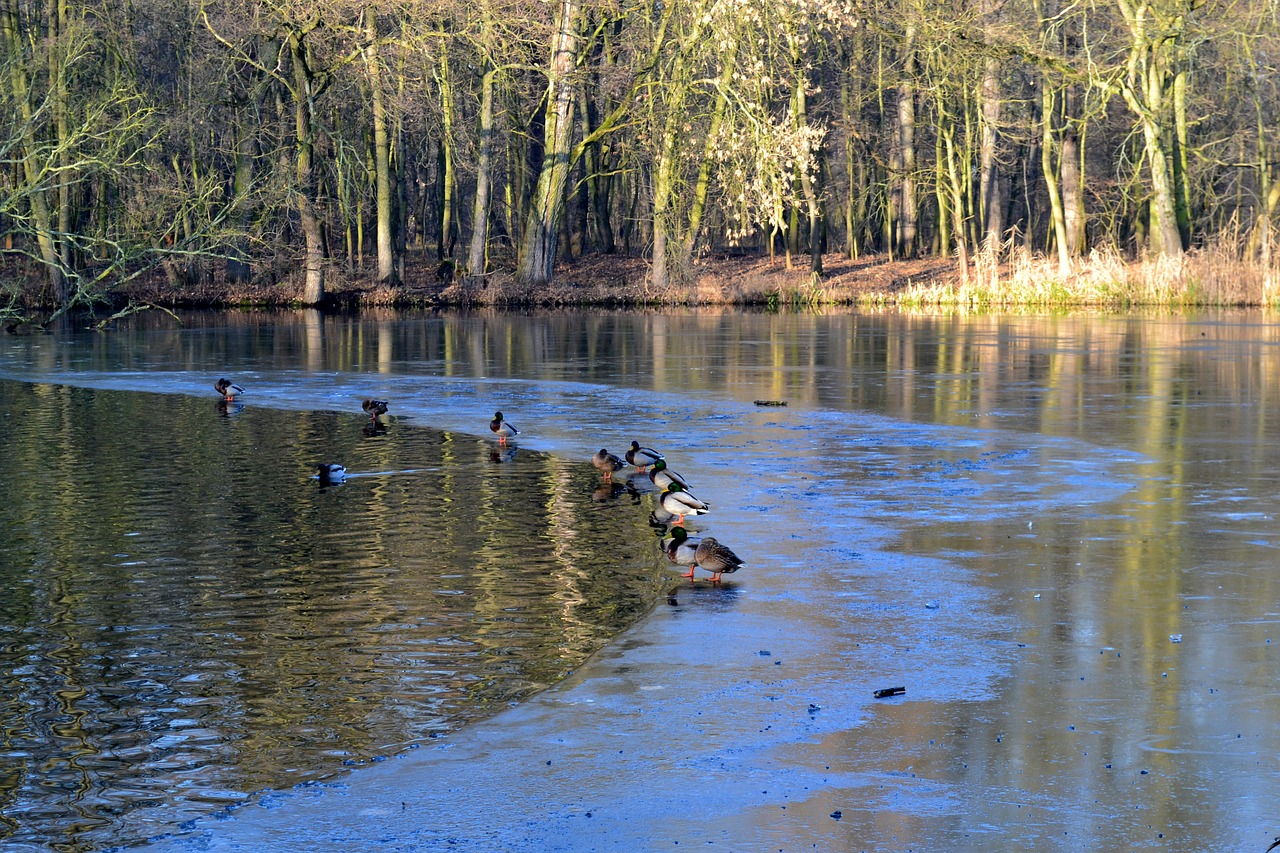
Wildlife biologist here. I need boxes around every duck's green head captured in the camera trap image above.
[664,482,684,495]
[652,458,667,472]
[630,440,641,451]
[667,526,689,543]
[494,411,503,421]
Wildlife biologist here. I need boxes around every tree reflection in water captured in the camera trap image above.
[0,380,666,851]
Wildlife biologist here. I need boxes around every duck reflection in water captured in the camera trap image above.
[593,481,625,502]
[215,399,244,417]
[592,479,642,504]
[363,420,388,438]
[490,446,517,464]
[665,581,742,611]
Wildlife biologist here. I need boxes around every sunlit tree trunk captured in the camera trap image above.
[466,62,497,284]
[942,122,970,281]
[978,54,1002,249]
[1115,0,1184,258]
[1041,80,1072,276]
[1172,64,1192,248]
[364,6,397,284]
[1061,85,1085,257]
[437,43,458,262]
[287,24,327,305]
[685,44,735,255]
[793,60,822,275]
[517,0,579,287]
[895,22,918,259]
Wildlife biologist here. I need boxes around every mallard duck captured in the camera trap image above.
[362,399,389,421]
[214,378,245,401]
[659,482,708,527]
[660,525,701,578]
[490,411,518,444]
[626,441,664,472]
[694,536,745,582]
[648,458,690,491]
[592,448,626,481]
[315,463,347,486]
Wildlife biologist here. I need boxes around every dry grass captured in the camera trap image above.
[898,237,1280,310]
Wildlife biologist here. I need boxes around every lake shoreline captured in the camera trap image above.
[10,246,1277,322]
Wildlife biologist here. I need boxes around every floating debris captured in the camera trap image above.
[753,400,788,407]
[873,686,906,699]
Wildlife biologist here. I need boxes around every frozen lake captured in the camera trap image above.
[2,308,1278,851]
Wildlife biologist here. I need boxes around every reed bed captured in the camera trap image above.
[892,237,1280,311]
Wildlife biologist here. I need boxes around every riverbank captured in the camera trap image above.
[114,252,956,310]
[7,244,1280,319]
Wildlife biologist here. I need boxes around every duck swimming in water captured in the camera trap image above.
[315,463,347,486]
[214,378,245,401]
[490,411,518,444]
[592,448,626,481]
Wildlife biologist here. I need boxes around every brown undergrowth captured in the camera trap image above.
[6,243,1279,314]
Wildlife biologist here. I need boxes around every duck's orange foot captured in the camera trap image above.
[681,568,696,579]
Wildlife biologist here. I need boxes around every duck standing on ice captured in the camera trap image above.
[214,378,245,402]
[490,411,519,444]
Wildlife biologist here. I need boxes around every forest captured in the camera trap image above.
[2,0,1279,314]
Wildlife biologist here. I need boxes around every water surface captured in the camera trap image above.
[0,378,664,851]
[2,308,1279,851]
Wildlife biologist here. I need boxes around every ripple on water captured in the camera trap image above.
[0,380,667,852]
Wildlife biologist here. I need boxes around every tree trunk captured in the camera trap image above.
[942,123,970,282]
[1116,0,1184,258]
[793,63,822,275]
[288,28,326,305]
[466,66,497,284]
[651,108,678,289]
[364,7,397,284]
[895,23,918,259]
[517,0,580,287]
[1041,81,1072,276]
[3,0,65,302]
[1061,87,1085,257]
[1172,65,1192,249]
[437,45,458,261]
[50,0,72,273]
[979,56,1003,249]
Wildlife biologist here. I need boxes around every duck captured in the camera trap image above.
[694,536,745,582]
[592,448,626,481]
[648,458,690,491]
[659,482,708,527]
[660,526,701,578]
[214,378,245,401]
[362,399,389,421]
[625,441,664,472]
[490,411,518,444]
[315,463,347,486]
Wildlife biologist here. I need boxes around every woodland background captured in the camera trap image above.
[3,0,1280,315]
